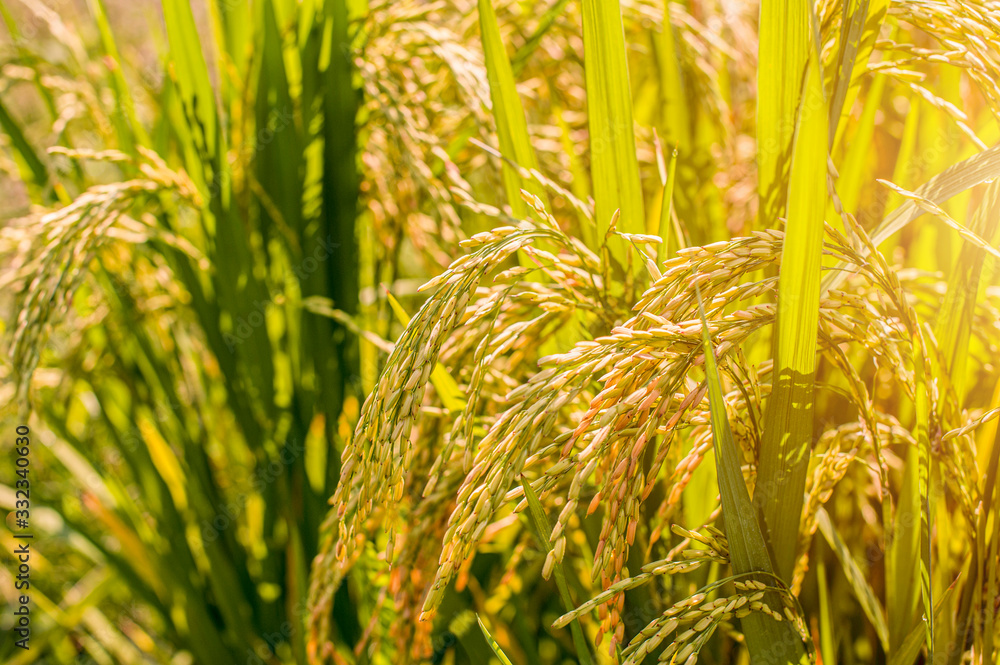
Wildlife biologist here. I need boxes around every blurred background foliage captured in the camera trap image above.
[0,0,998,664]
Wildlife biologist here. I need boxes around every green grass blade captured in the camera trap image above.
[695,285,810,664]
[581,0,645,255]
[478,0,550,219]
[829,0,887,147]
[982,420,1000,665]
[554,100,596,247]
[886,331,934,660]
[836,73,885,214]
[656,140,679,263]
[85,0,150,153]
[816,508,890,649]
[0,96,48,192]
[161,0,219,162]
[828,0,868,146]
[756,0,810,230]
[477,614,515,665]
[913,332,934,655]
[888,436,923,654]
[652,2,690,153]
[888,582,957,665]
[522,476,594,665]
[755,42,828,584]
[933,179,1000,398]
[511,0,571,76]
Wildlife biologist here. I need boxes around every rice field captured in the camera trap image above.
[1,0,1000,664]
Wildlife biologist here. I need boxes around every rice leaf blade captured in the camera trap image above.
[887,582,957,665]
[817,508,890,649]
[933,180,1000,398]
[0,96,48,191]
[829,0,888,147]
[85,0,150,153]
[695,285,810,664]
[522,477,594,665]
[755,41,828,584]
[657,142,679,263]
[652,3,689,153]
[913,333,934,655]
[478,0,549,218]
[581,0,645,256]
[756,0,810,230]
[161,0,219,162]
[477,614,515,665]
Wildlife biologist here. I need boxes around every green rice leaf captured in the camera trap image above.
[913,331,934,655]
[756,0,810,230]
[478,0,550,219]
[835,73,885,214]
[581,0,645,257]
[477,614,514,665]
[981,419,1000,665]
[85,0,150,153]
[695,284,810,664]
[829,0,888,147]
[161,0,219,162]
[888,582,957,665]
[0,96,48,191]
[887,419,924,654]
[522,477,594,665]
[817,507,890,649]
[755,39,828,584]
[656,139,679,263]
[652,2,689,153]
[933,179,1000,398]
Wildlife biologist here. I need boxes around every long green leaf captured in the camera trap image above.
[816,507,890,649]
[652,1,689,153]
[754,38,828,584]
[477,615,515,665]
[0,96,48,190]
[581,0,645,257]
[478,0,550,219]
[86,0,150,153]
[696,285,810,664]
[522,476,594,665]
[756,0,810,230]
[161,0,219,164]
[913,332,934,655]
[656,140,679,263]
[829,0,888,148]
[934,179,1000,398]
[888,582,957,665]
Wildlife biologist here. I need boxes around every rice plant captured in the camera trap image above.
[0,0,381,662]
[2,0,1000,664]
[306,1,1000,664]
